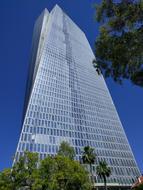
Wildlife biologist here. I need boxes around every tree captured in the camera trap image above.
[96,161,111,190]
[58,141,75,160]
[0,151,91,190]
[0,168,14,190]
[12,152,39,190]
[94,0,143,87]
[0,152,39,190]
[39,155,91,190]
[82,146,96,183]
[135,184,143,190]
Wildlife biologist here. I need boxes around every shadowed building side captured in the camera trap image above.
[22,9,49,123]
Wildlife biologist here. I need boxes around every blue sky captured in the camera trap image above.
[0,0,143,172]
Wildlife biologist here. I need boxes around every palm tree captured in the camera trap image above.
[82,146,96,184]
[96,161,111,190]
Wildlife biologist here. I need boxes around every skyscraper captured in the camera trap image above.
[14,5,140,188]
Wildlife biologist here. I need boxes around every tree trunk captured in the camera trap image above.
[103,175,107,190]
[90,164,94,184]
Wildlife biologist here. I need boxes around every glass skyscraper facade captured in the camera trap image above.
[14,5,140,188]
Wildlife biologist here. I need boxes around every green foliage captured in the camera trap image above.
[82,146,96,165]
[94,0,143,87]
[135,184,143,190]
[0,169,14,190]
[39,155,91,190]
[0,151,91,190]
[0,152,39,190]
[96,161,111,190]
[11,152,39,189]
[82,146,96,184]
[58,141,75,160]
